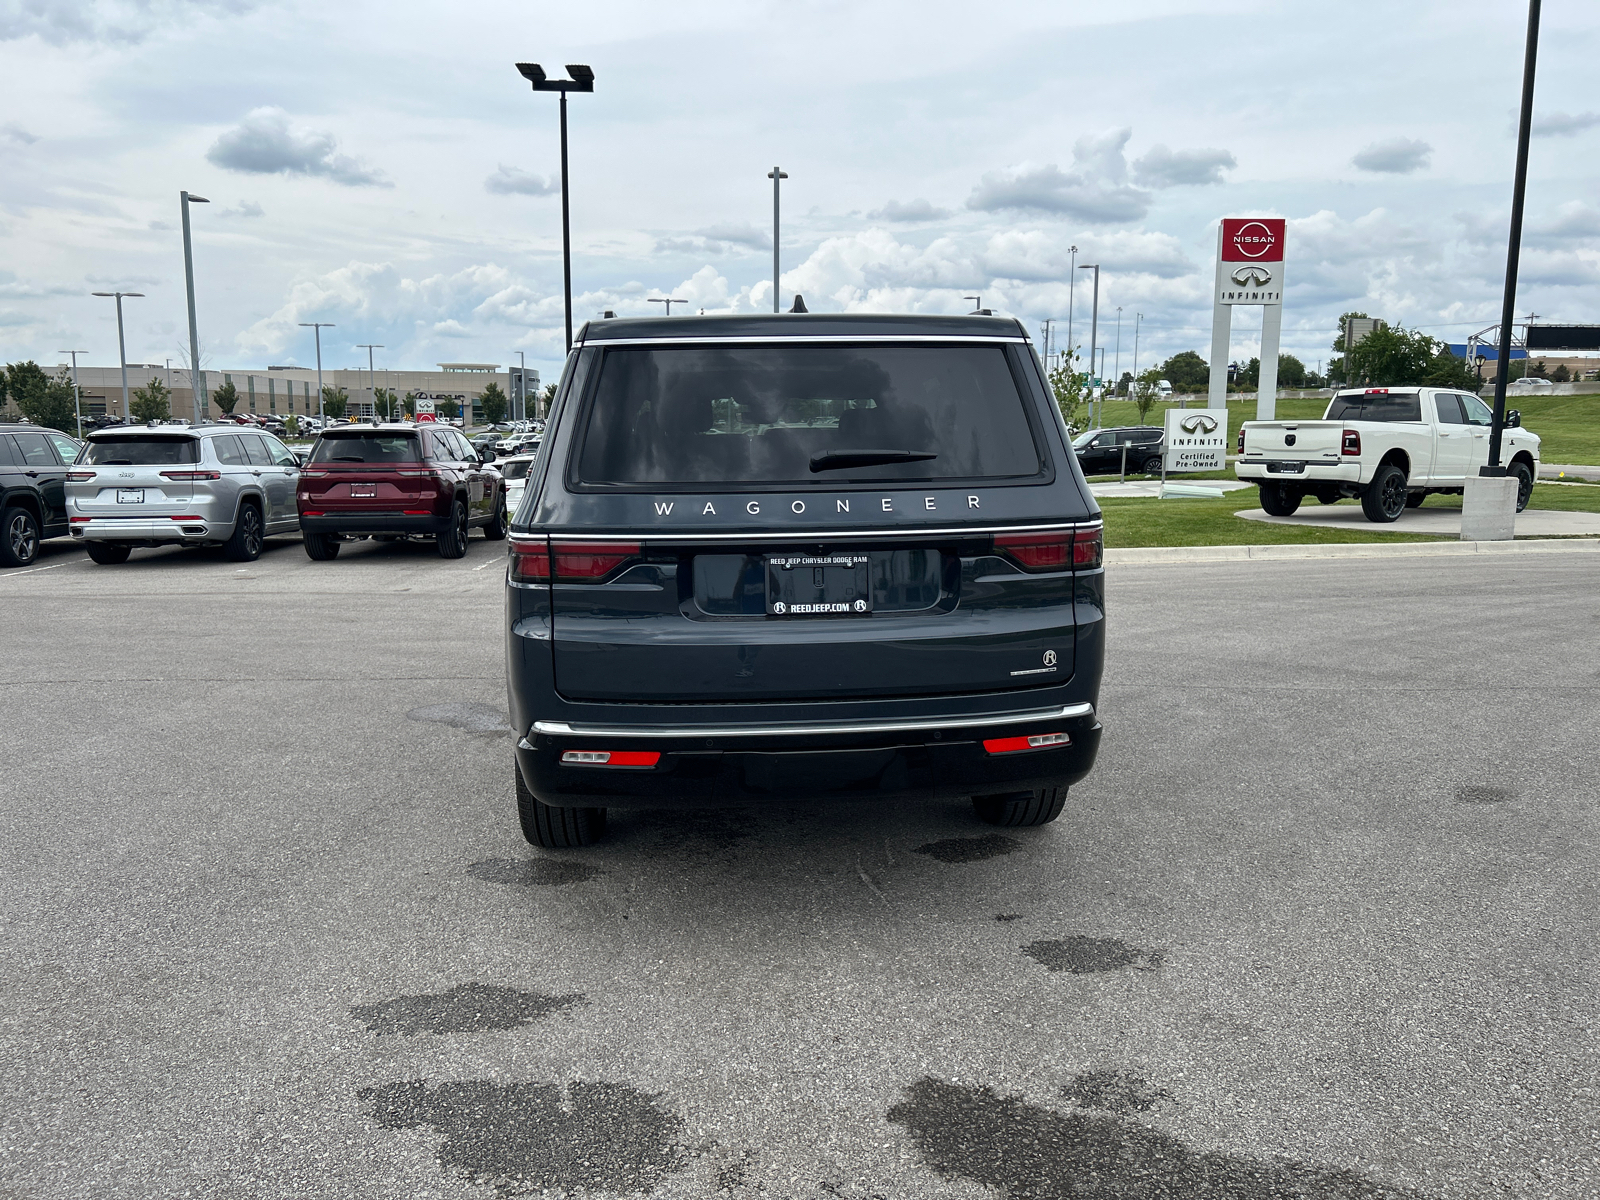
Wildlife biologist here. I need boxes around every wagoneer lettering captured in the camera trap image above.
[505,312,1104,849]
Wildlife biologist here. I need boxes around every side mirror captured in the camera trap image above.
[1505,410,1521,429]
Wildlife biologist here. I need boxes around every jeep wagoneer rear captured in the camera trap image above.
[505,313,1105,847]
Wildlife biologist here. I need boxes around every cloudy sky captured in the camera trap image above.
[3,0,1598,385]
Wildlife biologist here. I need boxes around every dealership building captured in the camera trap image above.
[53,362,541,423]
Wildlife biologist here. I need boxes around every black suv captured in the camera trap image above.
[503,314,1106,847]
[1073,426,1164,476]
[1,424,82,567]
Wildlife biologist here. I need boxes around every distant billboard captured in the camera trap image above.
[1525,324,1600,352]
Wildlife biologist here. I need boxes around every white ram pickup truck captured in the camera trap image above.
[1236,387,1541,523]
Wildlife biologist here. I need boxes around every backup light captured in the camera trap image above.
[983,732,1071,755]
[560,750,661,768]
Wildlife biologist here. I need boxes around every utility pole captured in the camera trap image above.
[768,166,788,313]
[180,191,210,422]
[58,350,87,437]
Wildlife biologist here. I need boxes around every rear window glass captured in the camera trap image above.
[1325,394,1422,422]
[311,433,420,463]
[84,437,198,465]
[575,344,1042,487]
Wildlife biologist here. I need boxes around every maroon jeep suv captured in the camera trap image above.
[297,423,505,560]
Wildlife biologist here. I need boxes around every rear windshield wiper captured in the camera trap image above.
[810,448,938,473]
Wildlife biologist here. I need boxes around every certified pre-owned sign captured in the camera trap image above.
[1165,408,1227,472]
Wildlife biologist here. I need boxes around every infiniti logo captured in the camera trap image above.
[1179,413,1219,434]
[1230,264,1273,286]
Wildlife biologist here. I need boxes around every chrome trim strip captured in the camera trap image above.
[573,335,1030,347]
[523,520,1103,545]
[526,702,1094,742]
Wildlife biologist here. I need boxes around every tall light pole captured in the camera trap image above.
[648,297,686,315]
[299,322,334,423]
[358,344,383,420]
[768,166,788,313]
[1065,245,1078,367]
[1078,264,1100,425]
[180,191,210,423]
[91,291,144,419]
[515,62,594,355]
[58,349,87,437]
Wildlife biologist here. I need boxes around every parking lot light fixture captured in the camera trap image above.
[180,192,210,422]
[515,62,595,354]
[91,291,144,419]
[299,322,335,423]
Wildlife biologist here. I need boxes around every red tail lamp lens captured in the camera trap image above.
[983,732,1071,755]
[560,750,661,768]
[509,538,551,582]
[1342,430,1361,456]
[551,541,642,581]
[994,530,1072,571]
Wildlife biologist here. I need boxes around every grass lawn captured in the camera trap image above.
[1085,392,1600,466]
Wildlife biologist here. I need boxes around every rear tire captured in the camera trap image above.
[972,785,1068,828]
[1258,482,1303,516]
[516,763,606,848]
[1361,463,1409,523]
[303,531,340,560]
[483,494,507,540]
[223,501,264,561]
[85,541,131,565]
[1510,461,1534,513]
[437,500,468,559]
[1,506,40,567]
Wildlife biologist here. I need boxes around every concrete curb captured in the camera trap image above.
[1106,538,1600,565]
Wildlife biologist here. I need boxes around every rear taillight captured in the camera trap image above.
[509,537,551,582]
[983,732,1071,755]
[560,750,661,768]
[550,541,643,581]
[159,470,221,481]
[66,471,96,482]
[1342,429,1361,456]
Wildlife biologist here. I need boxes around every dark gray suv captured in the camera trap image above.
[504,313,1106,848]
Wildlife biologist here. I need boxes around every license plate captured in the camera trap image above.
[116,488,144,504]
[765,554,871,617]
[1266,461,1305,474]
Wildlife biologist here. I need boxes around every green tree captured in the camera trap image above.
[478,381,508,424]
[1159,350,1209,393]
[1047,351,1088,431]
[212,379,240,415]
[321,386,349,418]
[1131,368,1163,425]
[130,377,172,424]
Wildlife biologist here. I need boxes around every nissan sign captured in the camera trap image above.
[1165,408,1227,472]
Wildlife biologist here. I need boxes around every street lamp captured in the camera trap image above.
[298,322,335,423]
[91,291,144,419]
[1078,264,1100,424]
[766,166,789,314]
[357,344,383,420]
[515,62,594,355]
[648,297,686,315]
[58,350,87,437]
[180,191,209,423]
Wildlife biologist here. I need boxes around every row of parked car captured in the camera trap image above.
[0,419,542,568]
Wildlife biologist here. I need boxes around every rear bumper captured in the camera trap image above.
[1235,461,1361,484]
[299,511,449,536]
[515,702,1102,808]
[70,517,226,543]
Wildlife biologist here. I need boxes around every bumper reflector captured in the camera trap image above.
[982,732,1071,755]
[560,750,662,768]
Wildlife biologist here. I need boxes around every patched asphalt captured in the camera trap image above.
[2,534,1597,1198]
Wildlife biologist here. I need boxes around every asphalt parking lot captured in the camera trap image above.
[3,534,1597,1199]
